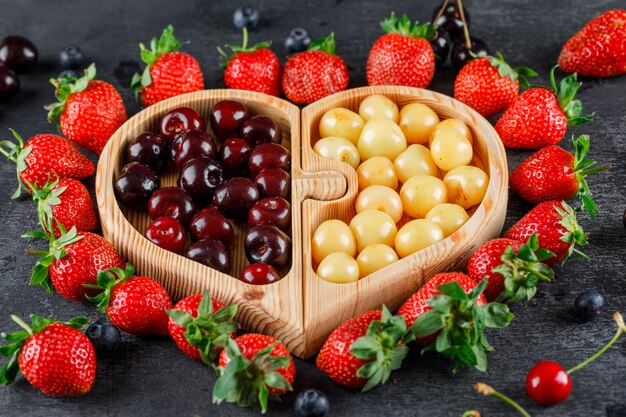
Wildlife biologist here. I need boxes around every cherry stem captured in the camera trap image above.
[462,411,481,417]
[567,312,626,375]
[473,383,532,417]
[456,0,472,50]
[433,0,449,23]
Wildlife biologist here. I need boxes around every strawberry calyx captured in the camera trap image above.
[0,314,88,385]
[484,52,537,89]
[213,338,292,414]
[131,25,182,96]
[549,65,594,126]
[0,129,37,199]
[554,201,589,262]
[46,63,96,124]
[492,233,556,304]
[349,305,414,392]
[380,12,436,40]
[166,291,239,365]
[217,27,272,69]
[411,278,514,372]
[85,263,135,313]
[570,134,611,220]
[306,33,337,55]
[23,178,68,235]
[23,224,85,293]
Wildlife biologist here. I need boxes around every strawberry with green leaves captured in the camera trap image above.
[409,276,514,372]
[132,25,204,107]
[454,52,537,117]
[558,10,626,78]
[495,66,594,149]
[316,305,413,391]
[468,234,555,303]
[510,134,610,220]
[0,314,95,397]
[46,64,127,154]
[504,200,588,264]
[282,33,349,104]
[213,334,295,414]
[0,129,94,199]
[28,178,98,238]
[218,28,282,97]
[366,13,436,88]
[25,226,124,301]
[166,291,238,364]
[86,264,172,336]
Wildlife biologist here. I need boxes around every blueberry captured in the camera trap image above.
[285,28,312,54]
[85,319,121,353]
[233,5,259,30]
[58,68,80,79]
[573,290,605,321]
[294,389,329,417]
[59,44,85,69]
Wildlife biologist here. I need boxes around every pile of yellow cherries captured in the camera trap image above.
[312,94,489,284]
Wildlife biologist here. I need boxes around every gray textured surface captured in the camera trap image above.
[0,0,625,416]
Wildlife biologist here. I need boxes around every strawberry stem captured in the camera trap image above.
[566,312,625,375]
[473,383,531,417]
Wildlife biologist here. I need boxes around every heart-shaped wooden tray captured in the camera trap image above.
[96,86,508,358]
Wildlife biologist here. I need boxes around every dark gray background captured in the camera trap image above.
[0,0,625,416]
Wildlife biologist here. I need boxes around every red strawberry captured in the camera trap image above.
[366,13,435,88]
[214,333,295,414]
[218,28,282,97]
[495,67,593,149]
[282,33,349,104]
[510,135,610,220]
[467,235,555,303]
[131,25,204,107]
[25,227,124,301]
[558,10,626,78]
[0,130,94,199]
[28,179,99,238]
[402,272,513,372]
[166,291,238,364]
[316,306,412,391]
[0,315,95,396]
[504,200,588,264]
[454,53,537,117]
[87,264,172,336]
[46,64,127,154]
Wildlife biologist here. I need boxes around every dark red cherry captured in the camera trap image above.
[114,162,160,208]
[185,239,231,274]
[189,206,234,245]
[248,143,291,177]
[431,2,470,41]
[0,36,38,74]
[240,263,281,285]
[169,134,183,163]
[219,138,253,177]
[0,66,19,102]
[248,197,291,231]
[240,115,281,146]
[526,361,572,405]
[244,225,291,268]
[148,187,197,226]
[212,177,259,218]
[255,169,291,199]
[125,132,168,173]
[145,216,187,254]
[172,130,218,168]
[451,37,490,71]
[431,27,452,68]
[178,157,225,205]
[210,100,249,139]
[159,106,206,143]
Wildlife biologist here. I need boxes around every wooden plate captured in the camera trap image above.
[96,86,507,358]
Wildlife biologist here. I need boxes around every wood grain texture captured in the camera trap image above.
[0,0,625,416]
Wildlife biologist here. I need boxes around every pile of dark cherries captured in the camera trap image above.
[114,101,292,285]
